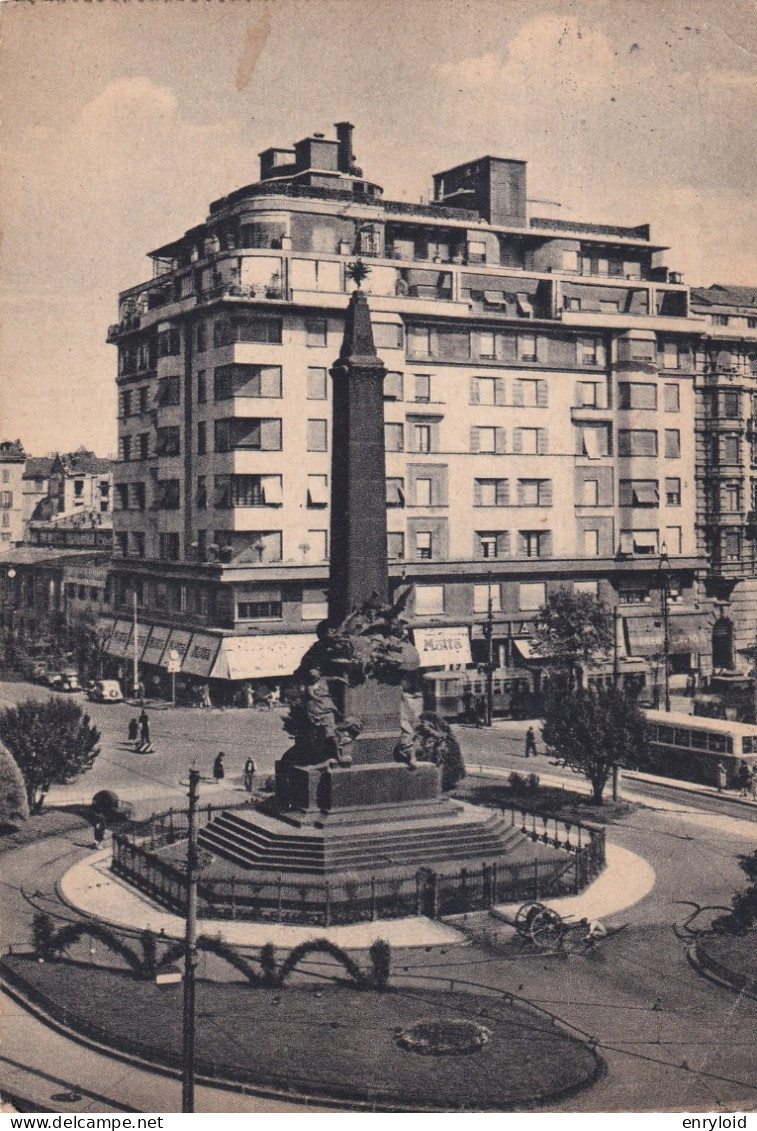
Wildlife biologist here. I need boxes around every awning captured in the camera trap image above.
[583,428,602,459]
[484,291,506,306]
[141,625,172,667]
[210,633,317,681]
[261,476,283,505]
[106,619,134,659]
[181,633,223,678]
[633,484,659,505]
[633,530,658,550]
[161,628,193,669]
[386,480,405,506]
[516,293,534,317]
[624,614,705,658]
[413,627,472,668]
[307,480,329,506]
[512,639,549,662]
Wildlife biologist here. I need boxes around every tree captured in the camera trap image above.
[541,678,648,804]
[0,697,101,814]
[0,741,29,826]
[532,588,614,685]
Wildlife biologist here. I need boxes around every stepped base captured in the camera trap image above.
[195,799,533,879]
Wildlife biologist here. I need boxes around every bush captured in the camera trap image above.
[0,741,28,826]
[369,938,391,991]
[32,912,56,961]
[92,790,120,818]
[0,697,101,813]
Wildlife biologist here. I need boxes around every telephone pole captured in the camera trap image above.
[182,768,200,1113]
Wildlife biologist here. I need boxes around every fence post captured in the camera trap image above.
[575,849,581,892]
[277,876,283,923]
[230,876,236,920]
[491,861,498,906]
[415,872,422,917]
[431,872,439,919]
[533,858,539,900]
[370,877,377,921]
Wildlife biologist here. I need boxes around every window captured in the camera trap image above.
[156,479,181,509]
[467,240,486,263]
[584,529,600,556]
[307,419,328,452]
[214,317,282,346]
[197,476,207,509]
[618,430,658,457]
[138,433,150,461]
[477,331,495,359]
[517,334,537,362]
[515,379,540,407]
[197,421,206,456]
[373,323,404,349]
[713,314,729,326]
[412,424,432,453]
[583,478,599,506]
[662,342,680,369]
[156,427,181,457]
[720,435,740,463]
[574,580,600,598]
[723,391,740,418]
[120,390,132,418]
[114,483,128,510]
[302,588,329,621]
[214,418,282,452]
[138,386,149,414]
[307,368,328,400]
[664,430,681,458]
[579,426,611,458]
[576,381,600,407]
[408,326,432,356]
[474,584,501,613]
[414,477,432,506]
[599,300,619,314]
[663,383,680,412]
[664,526,683,555]
[519,530,551,558]
[628,529,658,555]
[472,426,506,454]
[519,582,546,611]
[474,478,509,506]
[385,423,404,452]
[386,478,405,507]
[723,531,741,560]
[307,530,329,561]
[517,479,552,506]
[158,533,180,560]
[619,480,659,507]
[665,477,681,506]
[618,383,657,410]
[197,372,206,404]
[196,323,206,353]
[120,435,132,463]
[562,250,579,272]
[131,532,146,558]
[415,585,444,614]
[158,328,181,357]
[618,587,649,605]
[723,482,741,511]
[214,365,282,400]
[238,600,282,620]
[471,376,505,405]
[578,337,606,366]
[513,427,548,455]
[383,372,403,400]
[475,531,509,559]
[415,531,433,559]
[115,531,128,557]
[566,297,581,312]
[413,374,431,402]
[307,475,329,507]
[305,319,327,347]
[387,532,405,560]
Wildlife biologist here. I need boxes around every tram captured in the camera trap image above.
[644,710,757,787]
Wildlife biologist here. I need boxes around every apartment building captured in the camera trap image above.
[105,123,726,696]
[0,440,27,553]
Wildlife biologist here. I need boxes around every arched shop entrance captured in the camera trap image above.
[712,618,735,670]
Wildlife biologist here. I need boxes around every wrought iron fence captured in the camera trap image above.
[111,804,606,927]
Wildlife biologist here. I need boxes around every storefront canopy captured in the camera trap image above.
[413,626,472,668]
[209,633,317,681]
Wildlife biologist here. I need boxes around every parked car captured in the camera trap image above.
[59,669,81,693]
[88,679,124,704]
[43,670,63,689]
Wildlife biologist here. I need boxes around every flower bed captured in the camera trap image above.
[395,1019,491,1056]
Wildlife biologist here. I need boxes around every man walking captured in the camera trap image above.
[525,726,538,758]
[243,757,256,793]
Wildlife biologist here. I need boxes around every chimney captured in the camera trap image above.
[335,121,355,174]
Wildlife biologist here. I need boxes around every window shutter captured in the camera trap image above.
[496,479,510,506]
[494,427,506,454]
[517,480,524,505]
[470,378,480,404]
[542,531,553,558]
[518,531,527,556]
[214,476,230,507]
[512,380,524,407]
[541,480,553,506]
[260,419,282,450]
[494,378,506,405]
[497,532,510,556]
[537,428,549,454]
[470,427,481,453]
[512,428,523,454]
[436,471,449,506]
[473,479,482,505]
[536,380,548,407]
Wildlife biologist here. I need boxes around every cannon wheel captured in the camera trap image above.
[514,901,550,939]
[528,907,567,950]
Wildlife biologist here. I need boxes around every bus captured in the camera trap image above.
[644,710,757,787]
[422,670,541,721]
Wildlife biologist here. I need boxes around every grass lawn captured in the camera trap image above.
[3,956,601,1111]
[455,780,634,824]
[695,931,757,995]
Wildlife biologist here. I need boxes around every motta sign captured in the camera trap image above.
[413,627,472,668]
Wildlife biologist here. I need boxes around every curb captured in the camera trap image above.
[687,940,757,1001]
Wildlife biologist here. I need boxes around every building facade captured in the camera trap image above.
[105,123,756,697]
[0,441,27,553]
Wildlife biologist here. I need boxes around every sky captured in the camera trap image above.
[1,0,756,456]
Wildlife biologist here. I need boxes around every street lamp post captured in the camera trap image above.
[182,768,200,1113]
[131,589,139,699]
[658,544,671,713]
[484,575,495,727]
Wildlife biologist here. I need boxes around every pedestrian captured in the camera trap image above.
[715,760,727,793]
[475,694,487,729]
[138,707,150,748]
[525,726,537,758]
[127,717,139,748]
[243,756,256,793]
[737,760,752,797]
[749,767,757,802]
[213,751,225,782]
[92,816,106,849]
[461,688,473,725]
